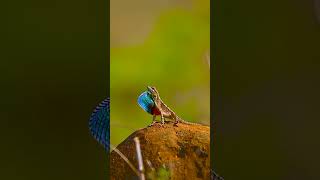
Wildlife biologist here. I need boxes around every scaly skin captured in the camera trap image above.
[147,86,204,127]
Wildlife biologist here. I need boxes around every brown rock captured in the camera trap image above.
[110,122,210,180]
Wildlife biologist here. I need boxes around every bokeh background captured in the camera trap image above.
[213,0,320,179]
[110,0,210,146]
[2,0,108,179]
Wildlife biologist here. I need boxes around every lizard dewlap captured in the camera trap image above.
[137,91,155,114]
[89,98,110,151]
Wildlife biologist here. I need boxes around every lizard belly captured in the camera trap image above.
[152,107,172,119]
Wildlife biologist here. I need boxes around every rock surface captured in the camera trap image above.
[110,122,210,180]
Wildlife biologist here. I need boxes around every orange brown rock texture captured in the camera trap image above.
[110,122,210,180]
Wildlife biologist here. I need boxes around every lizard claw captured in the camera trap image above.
[158,118,165,127]
[154,120,164,127]
[148,121,156,127]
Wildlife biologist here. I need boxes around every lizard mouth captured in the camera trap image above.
[147,86,154,93]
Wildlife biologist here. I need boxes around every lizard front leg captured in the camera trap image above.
[160,113,165,125]
[148,115,157,127]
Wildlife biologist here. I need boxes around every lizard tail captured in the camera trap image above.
[176,115,203,126]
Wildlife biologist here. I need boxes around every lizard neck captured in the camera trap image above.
[153,97,163,108]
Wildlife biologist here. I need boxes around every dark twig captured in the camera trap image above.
[211,169,224,180]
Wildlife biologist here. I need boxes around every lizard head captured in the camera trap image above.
[147,86,160,101]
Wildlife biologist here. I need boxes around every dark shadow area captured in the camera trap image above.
[1,0,109,179]
[212,0,320,179]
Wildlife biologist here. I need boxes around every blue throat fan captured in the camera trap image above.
[137,91,155,114]
[89,97,141,177]
[89,98,110,151]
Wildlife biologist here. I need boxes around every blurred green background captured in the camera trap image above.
[213,0,320,179]
[110,0,210,146]
[2,0,108,179]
